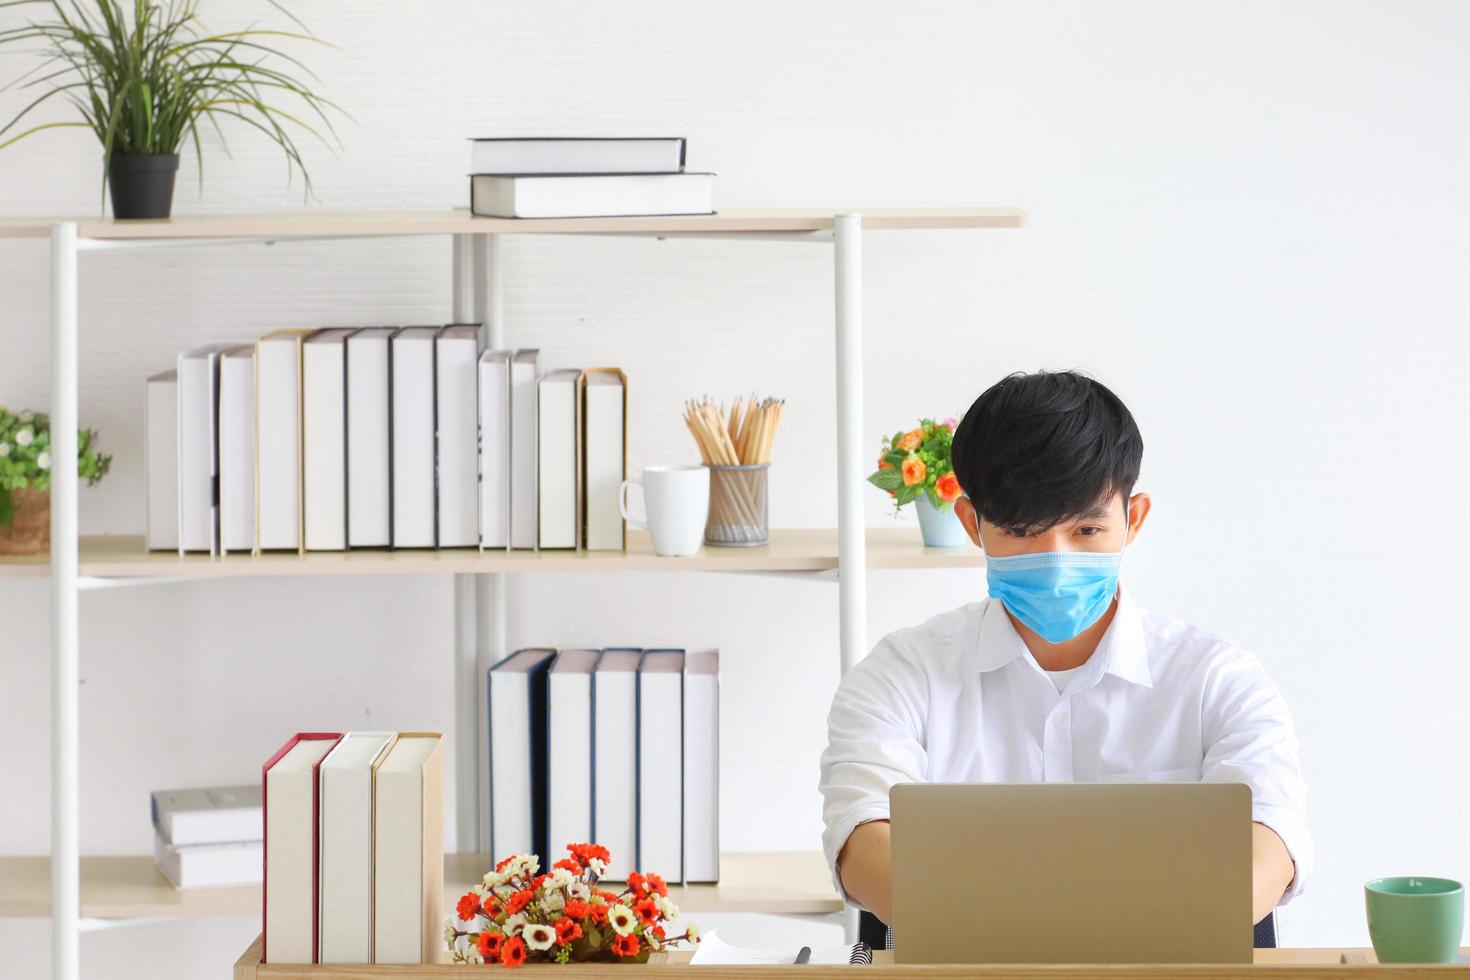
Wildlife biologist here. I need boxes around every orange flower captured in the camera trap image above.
[562,898,591,920]
[457,892,482,921]
[935,471,961,502]
[594,889,621,904]
[481,895,501,918]
[588,902,609,923]
[552,857,581,875]
[555,918,582,945]
[499,935,527,966]
[901,457,926,486]
[504,889,533,915]
[653,924,666,940]
[899,428,924,451]
[634,897,660,926]
[877,453,894,472]
[643,873,669,897]
[476,930,504,960]
[612,933,642,958]
[570,842,611,864]
[625,871,646,898]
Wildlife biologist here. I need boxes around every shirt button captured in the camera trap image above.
[1051,713,1066,728]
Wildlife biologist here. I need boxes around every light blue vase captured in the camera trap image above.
[915,496,968,548]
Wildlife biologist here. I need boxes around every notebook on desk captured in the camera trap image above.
[688,930,872,965]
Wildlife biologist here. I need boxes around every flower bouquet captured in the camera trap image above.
[0,406,110,555]
[445,843,700,967]
[866,418,967,547]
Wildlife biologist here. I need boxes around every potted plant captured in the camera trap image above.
[867,417,968,548]
[445,843,700,967]
[0,0,341,218]
[0,406,111,555]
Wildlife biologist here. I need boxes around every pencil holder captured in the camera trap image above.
[704,463,770,547]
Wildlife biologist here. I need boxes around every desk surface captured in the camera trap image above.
[234,938,1470,978]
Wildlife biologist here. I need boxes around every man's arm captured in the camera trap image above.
[1252,822,1295,925]
[835,819,893,926]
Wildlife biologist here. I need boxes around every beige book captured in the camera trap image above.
[264,735,340,964]
[373,733,444,964]
[318,732,397,964]
[255,328,318,553]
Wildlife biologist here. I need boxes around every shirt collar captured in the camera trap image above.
[976,581,1153,689]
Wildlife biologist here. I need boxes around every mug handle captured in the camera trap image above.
[619,478,647,530]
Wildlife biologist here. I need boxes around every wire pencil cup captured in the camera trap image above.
[705,463,770,547]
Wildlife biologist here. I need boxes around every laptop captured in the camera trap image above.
[889,783,1253,964]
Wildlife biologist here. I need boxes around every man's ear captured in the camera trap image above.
[1125,492,1151,545]
[954,496,984,549]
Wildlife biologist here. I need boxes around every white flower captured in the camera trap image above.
[0,442,9,457]
[502,912,528,936]
[567,881,590,901]
[15,428,32,447]
[657,895,679,919]
[607,904,636,936]
[35,451,49,470]
[686,923,701,941]
[542,890,566,913]
[463,946,483,965]
[587,857,608,877]
[481,870,504,889]
[442,923,458,946]
[548,867,575,889]
[522,923,556,951]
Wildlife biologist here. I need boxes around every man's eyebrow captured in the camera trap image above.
[1073,505,1114,521]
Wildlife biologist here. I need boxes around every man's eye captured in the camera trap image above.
[1078,526,1101,536]
[1007,528,1030,538]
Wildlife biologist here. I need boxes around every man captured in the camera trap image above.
[820,370,1310,930]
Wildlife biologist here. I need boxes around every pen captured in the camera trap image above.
[794,946,811,965]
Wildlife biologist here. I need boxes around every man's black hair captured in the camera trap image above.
[950,370,1143,533]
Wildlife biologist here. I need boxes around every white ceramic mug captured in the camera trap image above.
[619,464,710,557]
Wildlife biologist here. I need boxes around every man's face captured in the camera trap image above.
[956,490,1146,558]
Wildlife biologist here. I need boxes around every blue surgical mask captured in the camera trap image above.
[984,547,1124,644]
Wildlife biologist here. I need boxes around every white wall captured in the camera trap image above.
[3,1,1469,971]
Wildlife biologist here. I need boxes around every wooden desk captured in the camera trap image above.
[234,937,1470,978]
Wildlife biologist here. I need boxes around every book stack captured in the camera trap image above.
[487,648,719,885]
[151,784,263,889]
[262,731,443,965]
[467,137,714,219]
[144,334,627,554]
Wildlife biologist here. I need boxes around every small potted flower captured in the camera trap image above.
[445,843,700,967]
[867,417,968,547]
[0,407,111,556]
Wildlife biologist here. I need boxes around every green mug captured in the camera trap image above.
[1364,876,1465,963]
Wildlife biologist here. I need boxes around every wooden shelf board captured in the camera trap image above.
[0,851,838,920]
[0,207,1026,240]
[0,528,982,579]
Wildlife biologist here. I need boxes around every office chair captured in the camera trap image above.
[857,909,1278,952]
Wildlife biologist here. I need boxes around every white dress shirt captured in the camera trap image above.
[819,582,1312,909]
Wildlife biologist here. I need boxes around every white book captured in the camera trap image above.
[537,369,582,549]
[145,370,179,551]
[152,784,262,846]
[154,836,263,889]
[264,734,339,964]
[477,351,512,549]
[303,329,356,552]
[547,650,598,853]
[391,327,439,548]
[488,649,555,860]
[177,344,235,555]
[218,347,255,554]
[318,731,396,964]
[592,649,641,880]
[637,650,684,883]
[682,649,720,883]
[372,733,444,965]
[436,325,480,548]
[470,173,715,219]
[582,368,626,550]
[256,329,316,553]
[469,137,686,175]
[346,328,393,548]
[509,350,539,550]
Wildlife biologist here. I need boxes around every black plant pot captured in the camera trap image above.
[108,153,179,219]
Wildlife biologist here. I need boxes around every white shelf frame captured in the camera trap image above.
[32,209,1024,980]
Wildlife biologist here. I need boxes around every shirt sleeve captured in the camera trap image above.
[1199,648,1313,906]
[818,631,931,908]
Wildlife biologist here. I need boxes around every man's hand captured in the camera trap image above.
[835,819,894,926]
[1252,822,1295,925]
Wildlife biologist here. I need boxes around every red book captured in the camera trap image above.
[262,732,342,963]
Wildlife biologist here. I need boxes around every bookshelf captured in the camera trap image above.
[9,205,1026,979]
[0,851,840,919]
